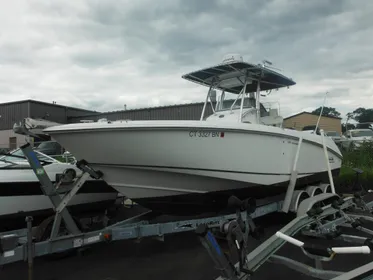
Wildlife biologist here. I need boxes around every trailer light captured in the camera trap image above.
[103,233,112,241]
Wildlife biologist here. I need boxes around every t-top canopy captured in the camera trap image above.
[182,61,296,94]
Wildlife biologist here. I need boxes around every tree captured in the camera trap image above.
[342,123,355,133]
[347,107,373,124]
[311,106,341,118]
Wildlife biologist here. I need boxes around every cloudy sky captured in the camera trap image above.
[1,0,372,119]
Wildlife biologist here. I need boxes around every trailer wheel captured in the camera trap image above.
[35,215,83,259]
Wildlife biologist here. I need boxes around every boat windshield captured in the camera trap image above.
[216,97,270,117]
[351,130,373,137]
[217,98,256,112]
[0,148,55,164]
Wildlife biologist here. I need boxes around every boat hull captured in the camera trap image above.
[97,165,340,215]
[45,121,343,215]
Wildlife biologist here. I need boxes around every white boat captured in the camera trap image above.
[44,54,342,215]
[0,148,119,230]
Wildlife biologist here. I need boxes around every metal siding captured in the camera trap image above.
[29,101,99,124]
[66,108,100,118]
[0,102,29,130]
[67,102,215,123]
[30,102,66,123]
[68,114,102,123]
[0,100,101,131]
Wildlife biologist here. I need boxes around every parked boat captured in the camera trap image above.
[44,54,342,215]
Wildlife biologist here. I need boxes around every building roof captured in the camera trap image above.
[284,111,342,120]
[67,100,209,120]
[105,101,206,113]
[0,99,207,114]
[0,99,100,114]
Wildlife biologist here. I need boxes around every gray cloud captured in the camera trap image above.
[1,0,373,121]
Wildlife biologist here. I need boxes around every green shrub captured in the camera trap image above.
[342,141,373,170]
[337,141,373,192]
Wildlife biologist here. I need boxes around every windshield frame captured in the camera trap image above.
[215,97,270,117]
[216,98,256,112]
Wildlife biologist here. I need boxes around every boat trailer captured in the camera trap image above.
[1,143,373,280]
[198,193,373,280]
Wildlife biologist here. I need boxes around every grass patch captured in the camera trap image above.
[341,141,373,170]
[336,142,373,191]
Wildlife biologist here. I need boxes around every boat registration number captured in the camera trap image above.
[189,131,225,138]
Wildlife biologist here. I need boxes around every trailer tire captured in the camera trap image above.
[35,215,83,260]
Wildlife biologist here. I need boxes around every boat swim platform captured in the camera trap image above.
[1,143,373,280]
